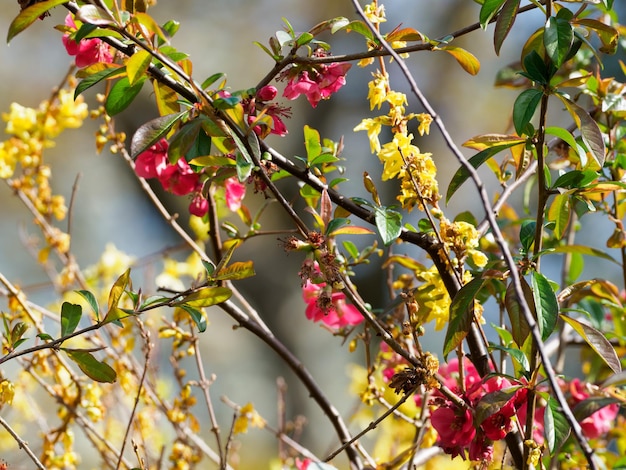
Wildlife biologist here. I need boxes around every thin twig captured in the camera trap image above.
[0,414,46,469]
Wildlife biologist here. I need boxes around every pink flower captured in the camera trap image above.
[431,405,476,452]
[224,177,246,212]
[568,378,619,439]
[62,14,113,68]
[284,71,322,107]
[302,281,363,329]
[283,63,351,108]
[256,85,278,102]
[158,158,199,196]
[135,139,169,178]
[189,194,209,217]
[295,458,310,470]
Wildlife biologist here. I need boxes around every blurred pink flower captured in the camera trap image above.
[302,281,363,329]
[295,458,310,470]
[568,378,619,439]
[224,177,246,212]
[135,139,169,179]
[62,14,113,68]
[158,158,199,196]
[189,194,209,217]
[283,63,351,108]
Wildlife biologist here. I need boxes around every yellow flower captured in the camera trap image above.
[233,402,265,434]
[386,91,407,108]
[0,141,18,178]
[3,103,37,138]
[416,113,433,136]
[367,71,389,110]
[397,150,439,211]
[416,265,450,330]
[354,117,384,153]
[0,380,14,406]
[363,2,386,24]
[377,132,421,181]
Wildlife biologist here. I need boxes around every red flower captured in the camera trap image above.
[135,139,169,179]
[302,279,363,329]
[189,194,209,217]
[430,405,476,451]
[158,158,200,196]
[283,63,351,108]
[224,177,246,212]
[62,14,113,68]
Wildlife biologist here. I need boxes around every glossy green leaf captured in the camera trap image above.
[474,387,520,426]
[561,315,621,373]
[10,322,28,348]
[493,0,520,55]
[374,207,402,246]
[130,112,186,158]
[505,278,533,347]
[544,396,571,454]
[126,50,152,86]
[544,16,573,68]
[446,143,520,203]
[531,271,558,341]
[174,286,232,309]
[575,18,618,54]
[167,119,201,163]
[75,67,125,99]
[304,125,322,162]
[66,350,117,383]
[60,302,82,338]
[345,20,375,40]
[551,170,598,190]
[479,0,506,28]
[76,290,100,320]
[490,343,530,372]
[439,45,480,75]
[7,0,69,43]
[513,88,543,136]
[178,304,207,332]
[105,76,147,116]
[443,277,486,358]
[542,245,617,264]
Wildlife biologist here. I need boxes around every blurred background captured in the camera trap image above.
[1,1,624,468]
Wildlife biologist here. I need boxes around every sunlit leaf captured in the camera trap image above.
[557,96,606,169]
[439,45,480,75]
[519,219,536,254]
[561,315,621,373]
[547,191,571,240]
[544,245,616,264]
[103,269,131,324]
[10,322,28,349]
[374,207,402,246]
[134,12,169,44]
[75,66,125,99]
[575,18,618,54]
[66,350,117,383]
[60,302,82,338]
[7,0,69,43]
[531,271,558,341]
[463,134,525,151]
[105,76,147,116]
[76,290,100,320]
[544,396,570,454]
[167,119,201,163]
[173,286,232,308]
[178,304,207,332]
[126,49,151,86]
[213,261,256,281]
[443,277,486,358]
[480,0,506,28]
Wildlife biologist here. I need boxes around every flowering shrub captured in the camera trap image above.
[1,1,626,469]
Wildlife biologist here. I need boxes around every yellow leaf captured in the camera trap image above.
[126,50,151,86]
[463,134,525,151]
[439,45,480,75]
[153,80,180,116]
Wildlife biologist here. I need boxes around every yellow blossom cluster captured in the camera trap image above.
[354,71,438,210]
[439,218,488,268]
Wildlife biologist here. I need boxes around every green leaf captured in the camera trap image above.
[75,67,126,99]
[10,322,28,348]
[75,5,115,26]
[493,0,520,55]
[544,17,574,68]
[37,333,54,342]
[345,20,374,40]
[167,119,201,163]
[374,207,402,246]
[446,143,520,202]
[513,88,543,136]
[439,46,480,75]
[544,397,571,454]
[474,387,521,426]
[76,290,100,321]
[542,245,617,264]
[551,170,598,190]
[557,96,606,169]
[520,50,553,86]
[573,397,621,424]
[105,76,147,116]
[547,191,571,240]
[304,125,322,162]
[103,268,131,324]
[7,0,69,43]
[65,350,117,383]
[178,304,207,332]
[531,271,558,341]
[126,50,152,86]
[561,315,621,373]
[575,18,618,54]
[200,72,226,90]
[443,277,486,358]
[479,0,506,28]
[505,278,533,347]
[130,112,187,158]
[60,302,82,338]
[519,220,536,254]
[489,343,530,372]
[213,261,256,281]
[173,286,232,309]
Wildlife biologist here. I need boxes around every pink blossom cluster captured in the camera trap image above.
[564,378,619,439]
[244,85,290,137]
[430,358,528,462]
[301,263,363,329]
[62,14,113,68]
[283,62,352,108]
